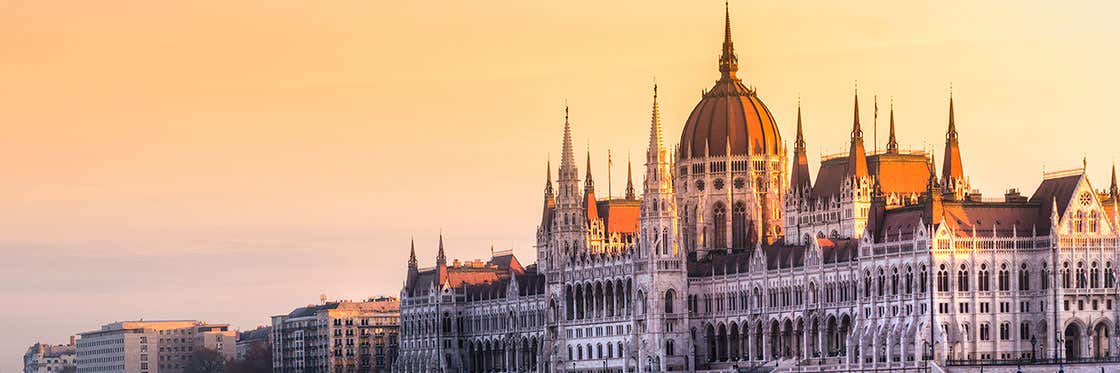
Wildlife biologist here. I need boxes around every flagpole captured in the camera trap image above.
[608,149,613,200]
[874,94,879,154]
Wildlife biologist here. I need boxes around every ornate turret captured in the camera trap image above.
[847,88,870,179]
[790,100,811,194]
[886,99,899,154]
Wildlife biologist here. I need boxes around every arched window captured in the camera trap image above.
[1091,262,1100,288]
[713,203,728,248]
[958,264,970,292]
[1077,262,1087,289]
[1042,262,1050,290]
[937,265,949,292]
[977,264,990,291]
[904,266,914,294]
[877,268,886,297]
[998,263,1010,291]
[921,264,929,293]
[1089,211,1099,233]
[892,267,900,295]
[1062,262,1071,288]
[1019,263,1031,291]
[666,339,675,355]
[1107,262,1115,288]
[864,270,873,297]
[664,289,676,314]
[1074,211,1085,233]
[732,202,748,248]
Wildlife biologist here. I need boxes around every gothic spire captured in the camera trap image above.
[625,155,636,200]
[648,84,664,164]
[544,159,554,200]
[848,87,869,178]
[436,233,446,265]
[942,89,965,189]
[718,1,739,80]
[408,237,417,270]
[584,149,595,193]
[1110,163,1119,200]
[886,98,899,154]
[559,106,577,182]
[794,99,806,150]
[644,83,672,196]
[790,99,811,193]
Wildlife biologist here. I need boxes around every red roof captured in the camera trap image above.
[596,199,640,234]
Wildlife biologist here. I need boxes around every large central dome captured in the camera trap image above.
[678,6,782,160]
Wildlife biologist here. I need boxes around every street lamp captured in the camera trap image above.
[1030,335,1037,361]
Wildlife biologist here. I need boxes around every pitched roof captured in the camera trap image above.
[939,203,1042,237]
[596,199,640,234]
[818,238,857,264]
[869,153,932,196]
[1029,173,1082,232]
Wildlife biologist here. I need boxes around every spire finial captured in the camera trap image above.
[947,85,957,140]
[544,158,554,200]
[585,147,594,192]
[408,236,417,269]
[886,97,899,153]
[794,98,805,149]
[718,1,739,79]
[1110,162,1118,199]
[436,232,446,264]
[852,85,862,139]
[625,151,636,200]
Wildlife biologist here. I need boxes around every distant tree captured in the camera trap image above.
[227,342,272,373]
[184,348,226,373]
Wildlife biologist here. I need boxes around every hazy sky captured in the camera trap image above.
[3,0,1120,370]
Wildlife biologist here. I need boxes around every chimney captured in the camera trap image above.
[1005,188,1027,203]
[69,336,76,346]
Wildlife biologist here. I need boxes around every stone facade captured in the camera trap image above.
[394,5,1120,373]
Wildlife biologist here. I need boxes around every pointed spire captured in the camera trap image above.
[436,233,446,265]
[886,98,899,154]
[947,86,958,141]
[851,85,863,140]
[1110,163,1119,200]
[847,86,869,179]
[718,1,739,80]
[544,159,554,200]
[648,84,664,164]
[408,237,418,270]
[625,154,636,200]
[559,105,577,182]
[942,87,965,192]
[585,148,595,193]
[790,98,811,193]
[794,97,805,150]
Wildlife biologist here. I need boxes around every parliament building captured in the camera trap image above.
[394,5,1120,372]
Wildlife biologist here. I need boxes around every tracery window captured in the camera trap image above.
[958,264,970,292]
[998,264,1010,291]
[977,264,990,291]
[713,203,727,248]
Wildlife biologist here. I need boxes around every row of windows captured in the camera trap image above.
[567,341,626,361]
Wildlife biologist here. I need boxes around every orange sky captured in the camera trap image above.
[3,1,1120,367]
